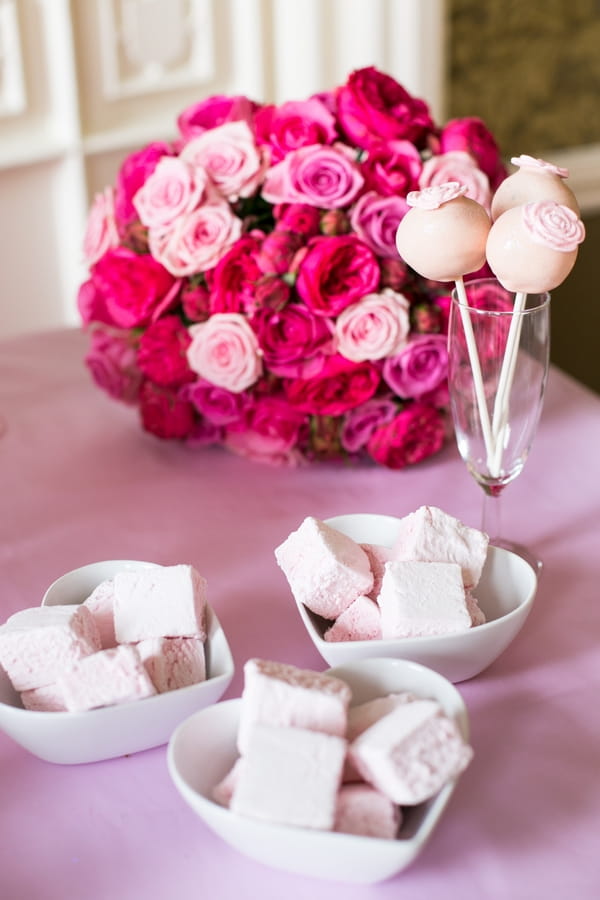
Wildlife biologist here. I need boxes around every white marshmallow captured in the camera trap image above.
[136,636,206,693]
[84,578,117,649]
[323,595,381,643]
[113,564,207,643]
[58,644,156,712]
[334,783,402,839]
[379,560,471,638]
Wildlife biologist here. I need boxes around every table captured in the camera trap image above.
[1,328,599,900]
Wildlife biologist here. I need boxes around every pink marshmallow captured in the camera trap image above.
[466,591,486,626]
[379,560,471,639]
[135,636,206,693]
[392,505,488,589]
[323,595,381,643]
[57,644,156,712]
[344,692,416,782]
[84,578,117,649]
[20,682,68,712]
[360,542,395,601]
[212,757,245,807]
[0,605,101,691]
[237,658,351,755]
[230,723,347,830]
[349,700,473,805]
[113,564,207,643]
[275,516,373,620]
[334,783,402,839]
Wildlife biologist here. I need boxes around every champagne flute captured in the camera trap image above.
[448,277,550,571]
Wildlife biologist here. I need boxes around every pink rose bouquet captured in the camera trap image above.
[79,66,505,468]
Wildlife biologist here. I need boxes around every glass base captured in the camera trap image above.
[489,537,543,577]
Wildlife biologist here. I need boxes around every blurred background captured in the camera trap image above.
[1,0,598,392]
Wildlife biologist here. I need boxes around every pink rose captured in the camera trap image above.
[251,304,333,375]
[205,234,263,314]
[180,121,267,201]
[83,188,119,264]
[284,353,380,416]
[139,381,196,439]
[254,98,338,163]
[114,142,173,231]
[360,139,422,197]
[77,278,112,327]
[382,334,448,399]
[419,151,492,210]
[379,257,411,292]
[255,229,305,275]
[224,394,308,464]
[251,275,291,311]
[133,157,209,231]
[438,118,506,191]
[149,201,242,276]
[84,327,142,405]
[296,235,380,317]
[367,402,446,468]
[273,203,321,236]
[184,379,250,425]
[335,289,410,362]
[341,395,397,453]
[91,248,180,328]
[336,67,434,151]
[320,209,351,236]
[177,95,258,140]
[186,312,263,392]
[350,191,409,258]
[137,316,195,387]
[262,143,364,208]
[181,281,211,321]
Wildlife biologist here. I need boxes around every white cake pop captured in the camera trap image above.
[486,199,585,293]
[491,155,580,221]
[395,182,491,282]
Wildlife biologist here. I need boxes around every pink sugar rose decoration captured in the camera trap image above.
[522,200,585,251]
[511,154,570,178]
[78,66,509,469]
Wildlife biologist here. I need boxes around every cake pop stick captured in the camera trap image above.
[491,155,580,221]
[395,183,497,472]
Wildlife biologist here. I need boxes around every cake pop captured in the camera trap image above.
[395,182,491,282]
[491,155,580,221]
[486,199,585,294]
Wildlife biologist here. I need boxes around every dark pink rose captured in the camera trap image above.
[367,402,446,469]
[254,98,338,163]
[84,327,142,405]
[382,335,448,400]
[439,118,507,191]
[296,235,380,317]
[262,143,364,208]
[139,381,196,439]
[114,142,173,232]
[225,394,308,464]
[77,279,113,326]
[181,281,211,321]
[336,67,434,151]
[379,257,412,292]
[177,95,258,140]
[251,304,334,374]
[250,275,291,312]
[350,191,409,259]
[137,316,195,387]
[184,379,250,425]
[91,248,180,329]
[273,203,321,236]
[411,302,443,334]
[256,229,304,275]
[341,395,397,453]
[185,419,223,448]
[360,139,422,197]
[320,209,351,236]
[207,234,263,313]
[284,353,380,416]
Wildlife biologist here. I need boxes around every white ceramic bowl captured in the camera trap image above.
[293,514,537,683]
[167,657,470,884]
[0,560,235,764]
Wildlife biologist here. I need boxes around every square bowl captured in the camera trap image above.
[167,657,471,884]
[293,514,537,683]
[0,560,234,764]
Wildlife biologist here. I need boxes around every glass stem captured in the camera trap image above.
[481,488,502,543]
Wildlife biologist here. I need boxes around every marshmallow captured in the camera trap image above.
[0,605,101,691]
[379,560,471,639]
[58,644,156,712]
[20,683,68,712]
[466,592,486,627]
[392,505,488,589]
[491,155,580,220]
[334,783,402,839]
[323,594,381,643]
[344,692,416,782]
[136,636,206,693]
[349,700,473,805]
[275,516,373,619]
[212,757,245,807]
[113,564,207,643]
[230,723,347,830]
[237,658,351,754]
[84,578,117,649]
[360,542,394,601]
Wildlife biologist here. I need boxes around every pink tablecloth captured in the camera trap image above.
[1,328,600,899]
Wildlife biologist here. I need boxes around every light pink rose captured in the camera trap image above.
[186,313,263,393]
[262,143,364,208]
[382,334,448,399]
[335,289,411,362]
[419,151,492,210]
[83,188,119,264]
[350,191,409,258]
[133,157,209,231]
[149,202,242,276]
[180,121,268,201]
